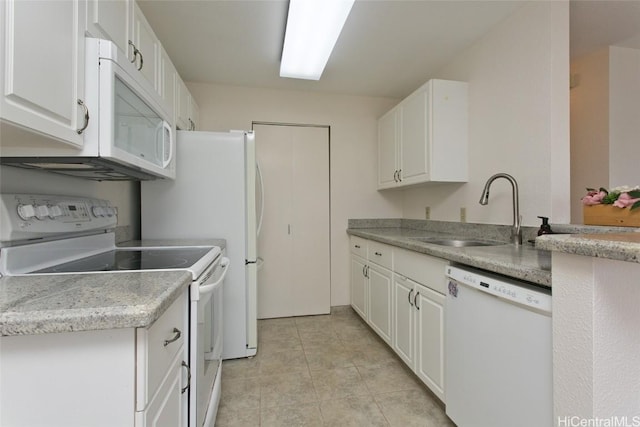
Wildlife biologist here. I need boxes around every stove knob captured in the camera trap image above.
[34,205,50,220]
[48,205,63,219]
[92,206,105,217]
[17,204,36,220]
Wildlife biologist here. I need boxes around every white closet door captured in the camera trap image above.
[255,124,330,319]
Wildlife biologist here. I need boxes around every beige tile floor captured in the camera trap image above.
[215,306,456,427]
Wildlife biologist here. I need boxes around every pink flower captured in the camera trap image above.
[582,190,607,206]
[613,192,640,208]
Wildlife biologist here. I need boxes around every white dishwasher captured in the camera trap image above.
[445,265,552,427]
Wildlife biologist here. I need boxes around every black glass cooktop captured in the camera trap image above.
[32,248,212,273]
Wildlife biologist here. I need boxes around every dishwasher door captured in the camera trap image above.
[445,266,552,427]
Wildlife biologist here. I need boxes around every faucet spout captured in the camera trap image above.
[478,173,522,245]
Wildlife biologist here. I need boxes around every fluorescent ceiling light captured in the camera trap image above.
[280,0,355,80]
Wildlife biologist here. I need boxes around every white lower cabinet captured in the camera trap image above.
[393,274,415,366]
[367,263,393,345]
[349,237,393,345]
[350,253,368,319]
[0,292,188,427]
[393,275,446,401]
[350,236,447,402]
[413,282,445,400]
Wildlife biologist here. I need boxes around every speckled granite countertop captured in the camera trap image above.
[0,271,192,336]
[348,219,553,287]
[348,219,640,288]
[0,239,226,337]
[536,232,640,263]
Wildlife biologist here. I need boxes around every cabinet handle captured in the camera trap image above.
[414,292,420,310]
[398,169,402,182]
[408,288,414,306]
[374,252,382,256]
[128,40,138,63]
[163,327,182,347]
[128,40,143,70]
[354,244,360,249]
[365,265,369,278]
[181,361,191,394]
[362,265,366,277]
[76,99,89,135]
[393,170,398,182]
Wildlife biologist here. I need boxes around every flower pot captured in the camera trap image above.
[583,204,640,227]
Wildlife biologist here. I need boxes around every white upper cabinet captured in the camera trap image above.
[86,0,168,112]
[0,0,87,148]
[131,2,159,93]
[159,46,176,122]
[377,107,400,188]
[85,0,133,56]
[377,79,468,190]
[176,77,199,131]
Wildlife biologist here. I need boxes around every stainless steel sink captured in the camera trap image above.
[409,237,504,247]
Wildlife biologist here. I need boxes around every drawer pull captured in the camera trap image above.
[375,252,382,256]
[181,361,191,394]
[355,244,361,249]
[163,327,182,347]
[408,289,414,306]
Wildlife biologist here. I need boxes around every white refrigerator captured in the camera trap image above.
[141,130,258,359]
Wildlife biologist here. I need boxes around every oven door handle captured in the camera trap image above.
[199,257,230,295]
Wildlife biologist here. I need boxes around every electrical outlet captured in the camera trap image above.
[425,207,430,220]
[460,207,466,223]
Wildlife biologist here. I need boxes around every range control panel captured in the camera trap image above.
[0,194,117,245]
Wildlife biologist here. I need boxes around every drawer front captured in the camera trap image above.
[394,247,448,294]
[368,240,393,270]
[137,291,187,410]
[350,236,368,258]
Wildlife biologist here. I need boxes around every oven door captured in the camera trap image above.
[190,256,229,427]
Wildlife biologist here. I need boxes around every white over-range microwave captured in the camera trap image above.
[0,38,175,181]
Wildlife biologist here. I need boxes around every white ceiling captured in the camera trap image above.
[138,0,640,100]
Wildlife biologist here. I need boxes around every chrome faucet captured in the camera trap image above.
[479,173,522,245]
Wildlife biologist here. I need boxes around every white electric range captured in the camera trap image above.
[0,193,227,427]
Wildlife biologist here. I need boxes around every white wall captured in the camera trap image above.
[0,165,139,238]
[570,48,610,224]
[569,45,640,223]
[187,82,402,306]
[401,2,570,226]
[609,46,640,188]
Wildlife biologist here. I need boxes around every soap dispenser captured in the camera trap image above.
[537,216,553,236]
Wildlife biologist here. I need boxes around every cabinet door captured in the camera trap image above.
[377,107,399,189]
[400,86,429,185]
[138,353,184,427]
[132,3,159,92]
[350,255,368,320]
[414,283,445,401]
[189,96,199,131]
[0,0,85,147]
[176,77,190,130]
[86,0,132,56]
[159,47,175,122]
[393,275,414,367]
[368,264,393,344]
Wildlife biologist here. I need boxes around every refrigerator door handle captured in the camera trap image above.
[256,161,265,238]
